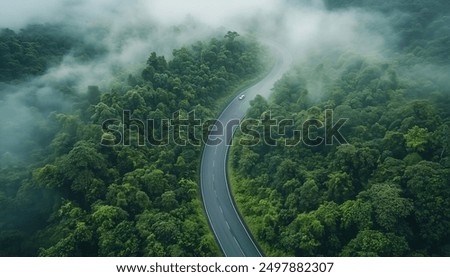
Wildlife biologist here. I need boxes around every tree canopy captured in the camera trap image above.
[0,29,267,256]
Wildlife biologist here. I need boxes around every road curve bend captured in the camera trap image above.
[200,43,291,257]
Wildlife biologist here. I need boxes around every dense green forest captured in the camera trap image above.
[1,0,449,258]
[0,24,106,82]
[0,28,267,256]
[230,0,450,256]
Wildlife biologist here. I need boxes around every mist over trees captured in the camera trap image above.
[0,0,449,257]
[0,27,266,256]
[230,0,450,256]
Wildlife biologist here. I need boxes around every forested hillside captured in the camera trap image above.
[230,0,450,256]
[231,57,449,256]
[1,0,449,258]
[0,24,106,82]
[0,28,267,256]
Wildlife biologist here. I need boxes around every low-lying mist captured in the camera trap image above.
[0,0,448,165]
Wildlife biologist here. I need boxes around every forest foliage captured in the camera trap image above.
[0,0,449,257]
[230,0,450,256]
[0,29,266,256]
[231,58,449,256]
[0,24,106,82]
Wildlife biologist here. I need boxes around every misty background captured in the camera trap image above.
[0,0,449,257]
[0,0,405,165]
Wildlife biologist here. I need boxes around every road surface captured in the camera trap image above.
[200,43,291,257]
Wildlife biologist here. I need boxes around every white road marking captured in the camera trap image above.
[233,236,245,255]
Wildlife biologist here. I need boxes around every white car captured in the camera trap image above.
[238,94,245,100]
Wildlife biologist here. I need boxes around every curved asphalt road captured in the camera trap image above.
[200,43,291,257]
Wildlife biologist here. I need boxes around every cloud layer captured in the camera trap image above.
[0,0,392,164]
